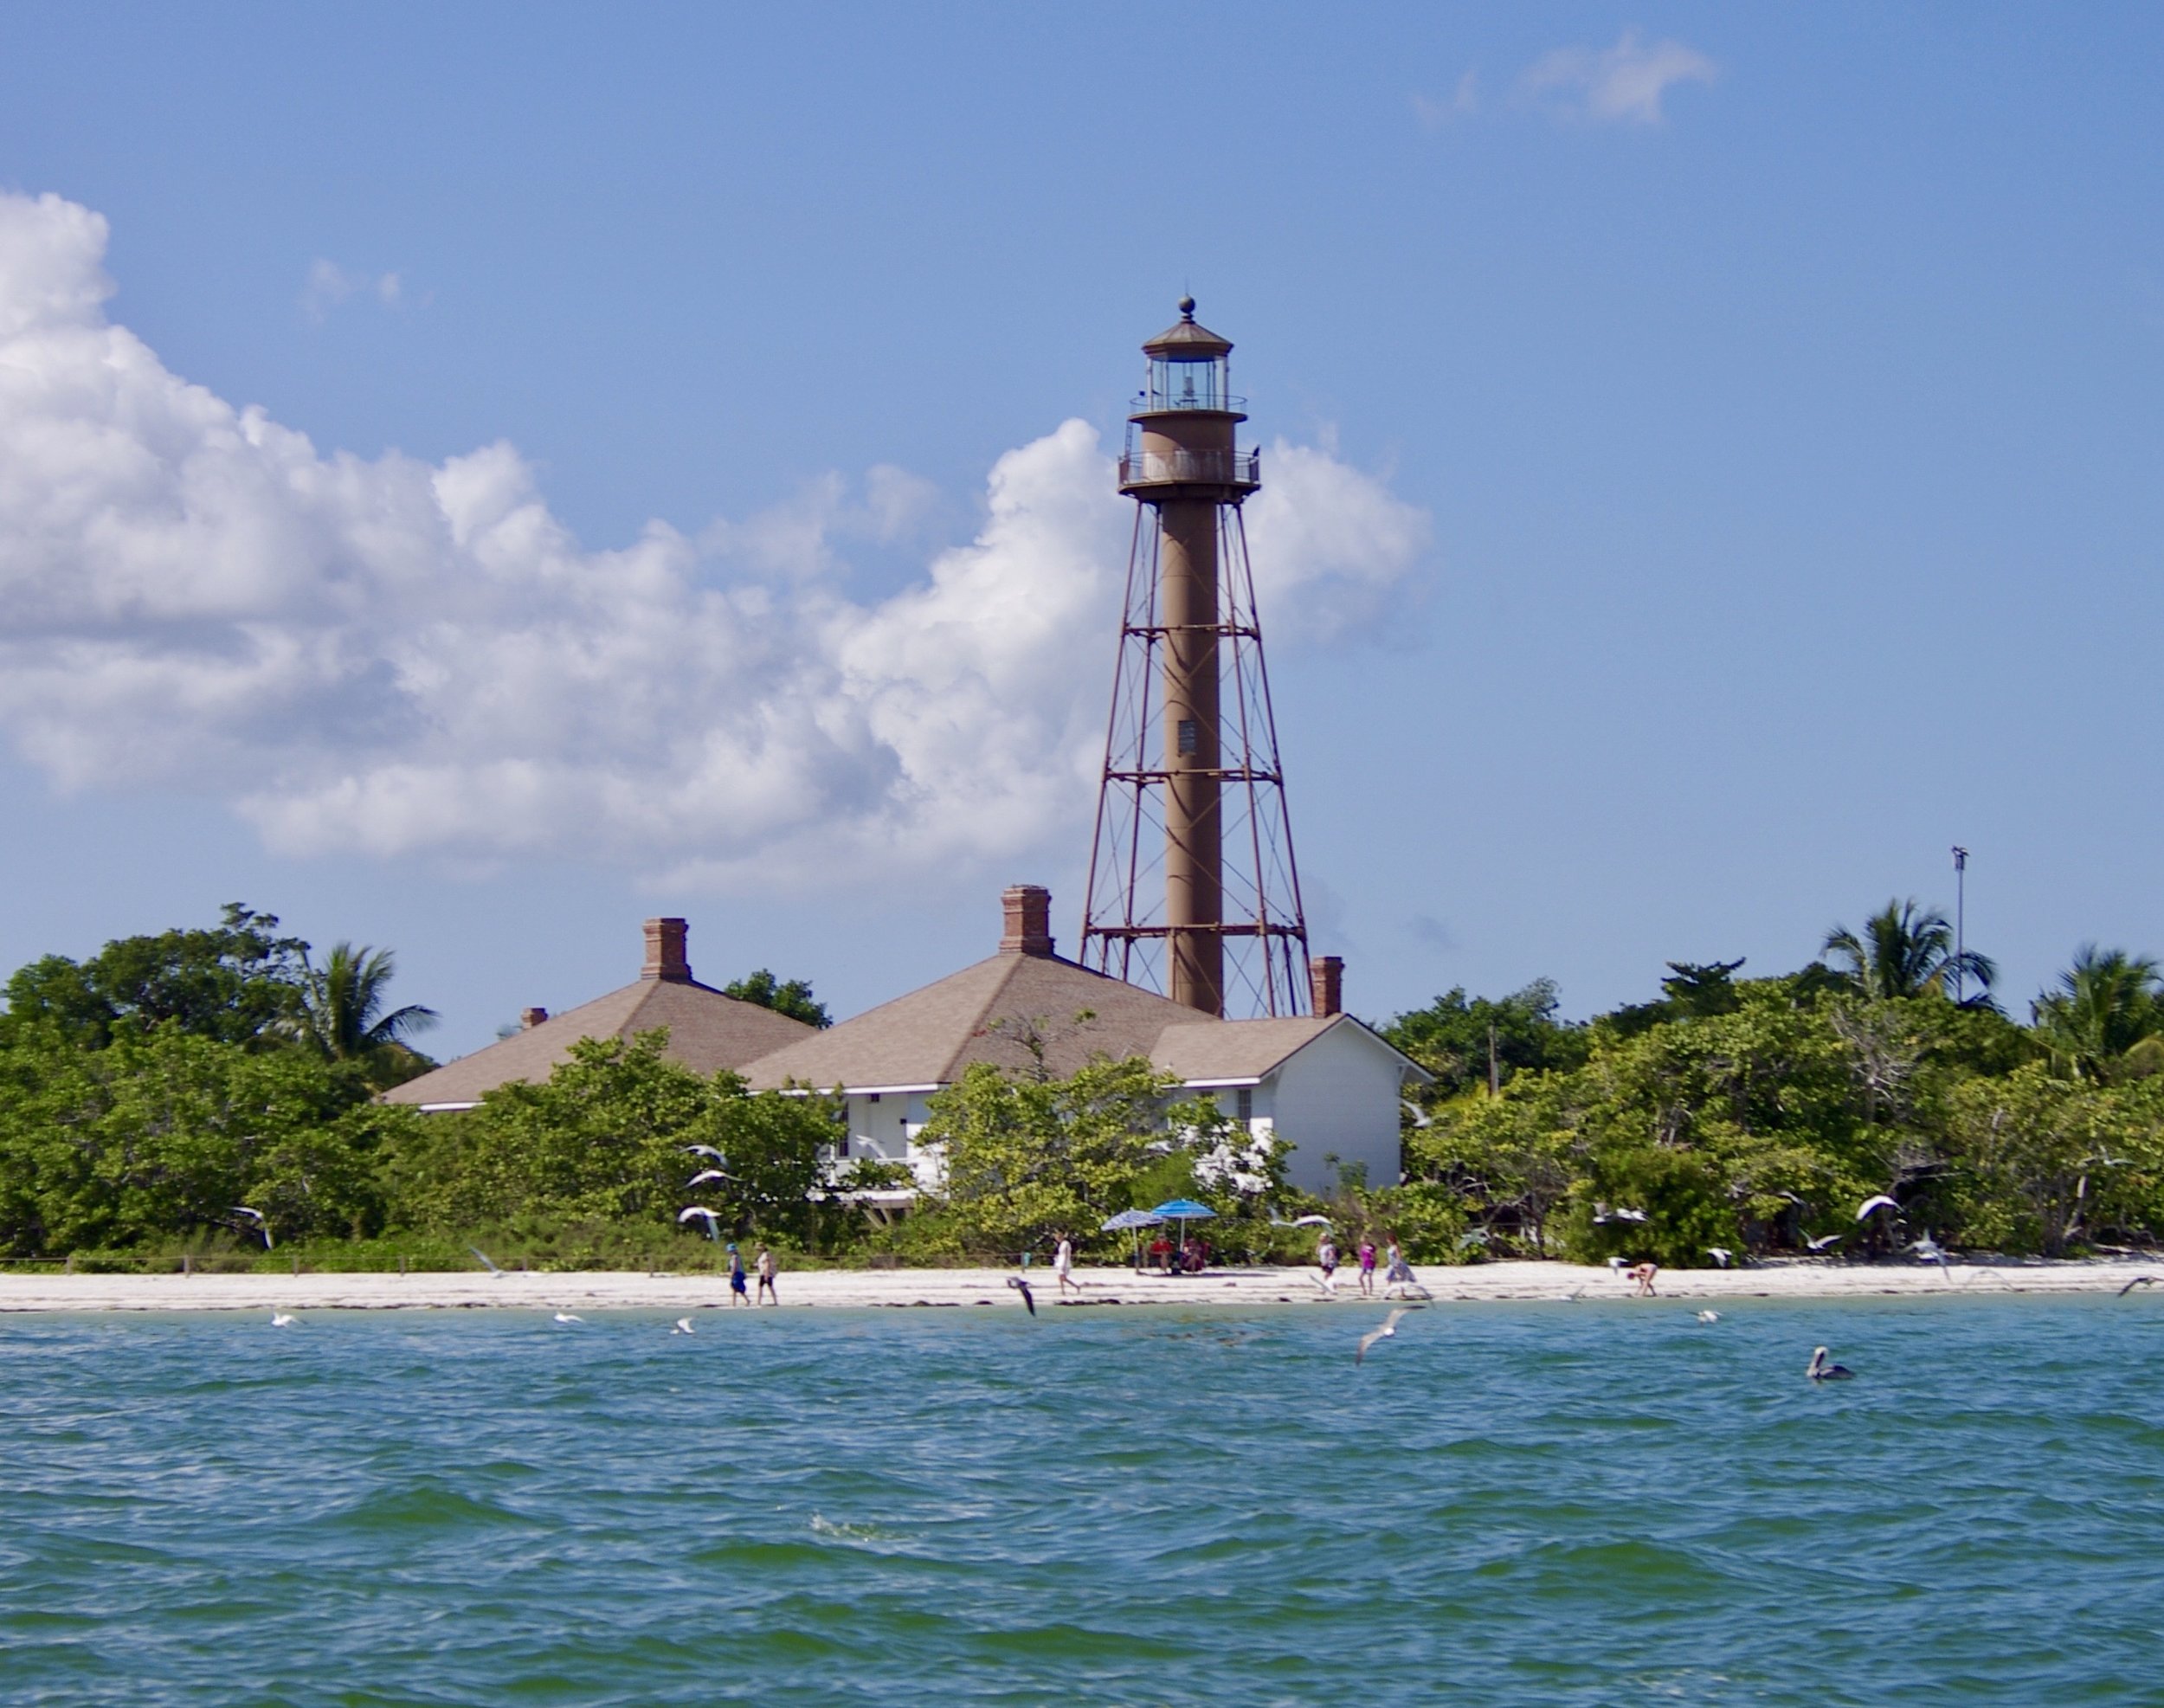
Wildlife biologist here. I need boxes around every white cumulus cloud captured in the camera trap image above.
[0,190,1432,890]
[1522,29,1717,126]
[302,258,403,321]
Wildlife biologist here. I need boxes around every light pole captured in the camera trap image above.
[1951,846,1969,1006]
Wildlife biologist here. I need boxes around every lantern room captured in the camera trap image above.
[1135,296,1244,418]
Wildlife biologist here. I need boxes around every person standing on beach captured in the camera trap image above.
[1382,1235,1418,1299]
[1356,1237,1378,1298]
[1054,1233,1080,1298]
[756,1244,778,1305]
[1317,1234,1340,1295]
[727,1242,750,1305]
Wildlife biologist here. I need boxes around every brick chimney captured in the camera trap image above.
[1309,954,1343,1018]
[999,885,1055,957]
[642,917,692,983]
[520,1006,549,1030]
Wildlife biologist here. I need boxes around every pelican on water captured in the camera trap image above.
[1806,1345,1855,1381]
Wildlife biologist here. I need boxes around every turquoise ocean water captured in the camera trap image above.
[2,1294,2161,1705]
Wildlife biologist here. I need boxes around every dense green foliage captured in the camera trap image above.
[722,969,832,1028]
[1393,907,2164,1265]
[4,894,2163,1270]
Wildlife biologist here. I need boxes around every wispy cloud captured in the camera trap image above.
[1412,69,1482,131]
[301,258,403,322]
[1521,29,1717,126]
[0,190,1433,893]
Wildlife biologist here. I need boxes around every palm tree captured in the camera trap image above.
[1821,899,1996,1002]
[2032,945,2164,1082]
[296,943,439,1066]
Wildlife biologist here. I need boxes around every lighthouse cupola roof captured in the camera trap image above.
[1142,295,1233,359]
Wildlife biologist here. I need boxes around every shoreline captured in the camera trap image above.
[0,1256,2155,1313]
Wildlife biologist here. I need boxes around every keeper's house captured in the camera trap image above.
[381,918,815,1112]
[739,886,1427,1206]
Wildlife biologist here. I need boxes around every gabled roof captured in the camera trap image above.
[740,949,1195,1092]
[383,976,815,1107]
[1153,1014,1433,1086]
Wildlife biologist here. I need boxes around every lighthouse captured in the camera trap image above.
[1080,299,1311,1018]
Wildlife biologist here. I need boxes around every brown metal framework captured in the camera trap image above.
[1080,458,1311,1017]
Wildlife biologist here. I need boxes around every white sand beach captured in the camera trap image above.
[0,1257,2154,1314]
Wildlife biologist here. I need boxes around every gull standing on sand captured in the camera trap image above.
[1356,1306,1422,1363]
[1806,1345,1855,1381]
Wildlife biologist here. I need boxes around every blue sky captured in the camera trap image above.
[1,3,2160,1055]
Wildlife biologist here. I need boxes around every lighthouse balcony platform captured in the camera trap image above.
[1117,448,1261,496]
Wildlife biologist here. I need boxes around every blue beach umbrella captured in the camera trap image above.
[1102,1207,1165,1269]
[1150,1199,1216,1260]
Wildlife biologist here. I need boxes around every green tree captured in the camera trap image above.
[916,1055,1213,1255]
[1385,980,1589,1099]
[1822,899,1995,1003]
[2031,945,2164,1084]
[2,904,307,1048]
[0,1021,392,1254]
[723,969,831,1028]
[293,942,440,1087]
[1945,1064,2164,1254]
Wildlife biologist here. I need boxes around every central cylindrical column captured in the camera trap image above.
[1159,497,1222,1016]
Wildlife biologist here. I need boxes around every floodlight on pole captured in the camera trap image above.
[1951,846,1969,1006]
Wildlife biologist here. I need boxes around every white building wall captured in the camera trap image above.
[1258,1022,1406,1194]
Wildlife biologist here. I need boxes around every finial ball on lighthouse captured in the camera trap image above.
[1178,293,1196,317]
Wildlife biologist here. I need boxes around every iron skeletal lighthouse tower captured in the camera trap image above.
[1080,299,1311,1018]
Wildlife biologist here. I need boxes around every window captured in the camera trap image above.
[1177,719,1200,757]
[867,1091,882,1103]
[1236,1087,1253,1124]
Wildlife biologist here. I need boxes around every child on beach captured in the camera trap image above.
[1381,1235,1420,1299]
[1357,1238,1378,1298]
[727,1243,750,1305]
[1317,1234,1340,1295]
[756,1245,778,1305]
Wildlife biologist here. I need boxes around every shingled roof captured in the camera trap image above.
[739,885,1426,1093]
[383,918,815,1108]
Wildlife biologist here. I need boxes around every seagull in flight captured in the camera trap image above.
[672,1317,696,1334]
[2119,1275,2159,1298]
[1704,1247,1732,1268]
[684,1144,727,1162]
[1356,1306,1422,1363]
[1910,1234,1949,1275]
[468,1245,505,1275]
[1270,1214,1333,1228]
[553,1312,584,1325]
[1855,1195,1900,1221]
[270,1312,299,1327]
[1696,1310,1720,1324]
[1007,1276,1036,1316]
[679,1206,722,1240]
[1606,1256,1630,1273]
[232,1207,274,1250]
[686,1169,730,1188]
[1804,1233,1845,1254]
[1806,1345,1855,1381]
